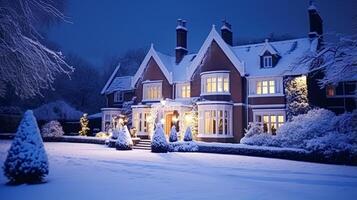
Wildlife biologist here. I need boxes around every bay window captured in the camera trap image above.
[198,103,232,137]
[201,71,230,95]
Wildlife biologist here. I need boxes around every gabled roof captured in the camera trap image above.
[104,76,133,94]
[101,63,121,94]
[259,39,279,56]
[132,44,173,87]
[187,25,245,78]
[232,38,318,77]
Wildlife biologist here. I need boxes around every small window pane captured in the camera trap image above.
[223,77,229,92]
[217,77,223,92]
[211,77,217,92]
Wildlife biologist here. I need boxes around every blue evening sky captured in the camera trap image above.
[47,0,356,66]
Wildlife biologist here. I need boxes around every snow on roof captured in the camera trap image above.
[105,76,133,94]
[232,38,317,77]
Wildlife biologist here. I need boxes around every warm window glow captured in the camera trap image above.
[256,80,276,95]
[133,112,148,132]
[326,86,335,97]
[202,73,230,94]
[203,109,230,135]
[177,83,190,98]
[256,113,285,134]
[143,82,162,100]
[263,56,273,68]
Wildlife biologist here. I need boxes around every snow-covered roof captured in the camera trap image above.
[114,26,318,88]
[232,38,317,77]
[104,76,133,94]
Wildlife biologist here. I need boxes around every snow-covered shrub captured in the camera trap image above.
[169,141,198,152]
[243,122,264,138]
[115,126,133,150]
[151,123,168,153]
[275,109,336,149]
[33,100,83,121]
[183,126,193,141]
[241,122,274,146]
[169,126,178,142]
[41,120,64,138]
[3,110,49,183]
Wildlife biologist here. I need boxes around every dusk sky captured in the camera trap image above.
[47,0,356,66]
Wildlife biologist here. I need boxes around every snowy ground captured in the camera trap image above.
[0,140,357,200]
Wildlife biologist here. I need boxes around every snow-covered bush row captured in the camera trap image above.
[3,110,49,183]
[33,100,83,121]
[151,123,169,153]
[115,126,133,150]
[241,109,357,158]
[169,141,198,152]
[41,120,64,138]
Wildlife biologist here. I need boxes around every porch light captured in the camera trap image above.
[185,114,193,123]
[172,116,178,123]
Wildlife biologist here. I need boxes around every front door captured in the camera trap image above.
[165,113,173,136]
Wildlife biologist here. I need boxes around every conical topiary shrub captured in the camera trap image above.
[183,126,193,141]
[151,123,169,153]
[169,126,178,142]
[3,110,49,183]
[115,126,133,150]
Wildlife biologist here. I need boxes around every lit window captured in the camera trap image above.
[326,86,335,97]
[256,113,285,134]
[177,83,190,98]
[263,56,273,68]
[256,80,276,95]
[133,112,149,133]
[203,109,230,135]
[201,72,230,94]
[143,82,162,101]
[114,91,123,102]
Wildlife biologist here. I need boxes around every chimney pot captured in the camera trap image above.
[176,19,188,63]
[221,20,233,45]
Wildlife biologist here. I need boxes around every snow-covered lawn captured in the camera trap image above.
[0,141,357,200]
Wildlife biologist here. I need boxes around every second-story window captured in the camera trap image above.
[114,91,123,102]
[176,83,190,98]
[263,56,273,68]
[201,72,229,95]
[326,85,335,97]
[256,80,275,95]
[143,81,162,101]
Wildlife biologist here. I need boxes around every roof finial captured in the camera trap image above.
[265,38,269,43]
[150,43,154,49]
[212,24,216,30]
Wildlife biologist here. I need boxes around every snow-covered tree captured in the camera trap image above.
[0,0,73,98]
[3,110,49,183]
[115,126,133,150]
[298,34,357,88]
[169,126,178,142]
[284,76,310,121]
[41,120,64,138]
[151,123,168,153]
[183,127,193,142]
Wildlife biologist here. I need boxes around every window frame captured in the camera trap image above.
[263,55,273,68]
[248,77,284,97]
[113,91,124,103]
[253,109,286,134]
[143,81,162,101]
[200,71,230,96]
[176,82,191,99]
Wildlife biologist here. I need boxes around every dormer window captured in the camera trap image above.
[263,56,273,68]
[201,71,230,95]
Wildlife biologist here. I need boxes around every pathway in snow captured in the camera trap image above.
[0,140,356,200]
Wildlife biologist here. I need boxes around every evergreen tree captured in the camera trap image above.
[184,127,193,142]
[285,76,310,121]
[169,126,178,142]
[3,110,49,183]
[151,123,168,153]
[115,126,133,150]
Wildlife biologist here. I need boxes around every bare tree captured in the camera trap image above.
[298,34,357,88]
[0,0,73,99]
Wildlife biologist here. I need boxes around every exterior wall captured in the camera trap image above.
[233,105,245,142]
[134,57,173,102]
[190,40,244,103]
[248,96,285,105]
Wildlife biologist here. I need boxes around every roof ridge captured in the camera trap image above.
[232,37,309,49]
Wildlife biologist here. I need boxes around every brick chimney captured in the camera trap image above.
[308,0,323,38]
[221,20,233,46]
[176,19,188,63]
